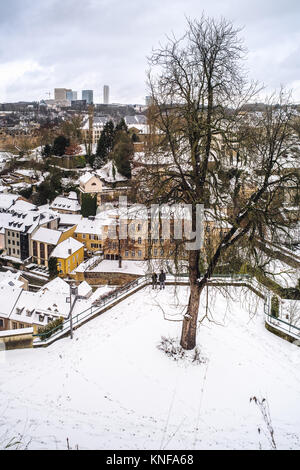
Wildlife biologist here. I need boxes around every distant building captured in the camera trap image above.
[66,90,77,102]
[103,85,109,104]
[81,115,110,144]
[71,100,87,110]
[54,88,71,101]
[103,85,110,105]
[82,90,94,105]
[145,96,153,107]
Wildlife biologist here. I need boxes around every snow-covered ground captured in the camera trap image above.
[0,286,300,450]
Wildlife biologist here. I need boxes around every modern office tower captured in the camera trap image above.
[54,88,71,101]
[82,90,94,105]
[66,90,78,102]
[103,85,110,105]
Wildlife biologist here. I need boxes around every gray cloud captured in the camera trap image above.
[0,0,300,103]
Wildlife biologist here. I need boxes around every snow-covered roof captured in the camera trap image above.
[50,237,84,259]
[58,213,82,227]
[4,208,58,234]
[0,270,25,289]
[79,172,96,185]
[12,200,37,212]
[32,227,62,245]
[75,217,106,235]
[14,169,37,178]
[96,160,127,183]
[78,281,92,298]
[0,285,23,318]
[50,195,81,213]
[41,276,70,295]
[0,194,20,211]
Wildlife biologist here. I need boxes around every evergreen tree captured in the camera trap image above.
[42,144,52,158]
[81,193,97,217]
[112,132,133,179]
[94,121,115,168]
[48,257,58,279]
[115,118,128,134]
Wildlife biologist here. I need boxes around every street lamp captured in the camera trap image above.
[69,283,78,340]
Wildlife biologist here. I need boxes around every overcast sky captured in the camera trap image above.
[0,0,299,104]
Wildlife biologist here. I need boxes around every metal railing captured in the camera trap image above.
[265,313,300,340]
[33,272,299,346]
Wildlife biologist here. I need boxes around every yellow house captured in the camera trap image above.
[50,237,84,276]
[31,226,77,267]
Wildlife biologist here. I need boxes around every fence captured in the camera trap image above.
[33,273,299,347]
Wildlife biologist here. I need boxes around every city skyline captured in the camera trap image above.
[0,0,300,104]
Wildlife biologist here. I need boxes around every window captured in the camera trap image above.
[12,322,18,329]
[82,234,86,239]
[125,251,129,257]
[131,251,135,258]
[138,250,142,257]
[138,237,142,245]
[40,242,45,260]
[154,249,158,256]
[0,319,4,328]
[39,315,44,323]
[33,241,38,257]
[138,224,142,231]
[19,324,24,329]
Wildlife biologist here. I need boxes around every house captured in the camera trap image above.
[3,208,60,263]
[74,217,105,254]
[9,289,71,333]
[81,116,110,144]
[0,285,23,331]
[0,213,13,250]
[30,225,76,267]
[0,276,105,333]
[50,192,81,215]
[50,237,84,276]
[79,172,103,206]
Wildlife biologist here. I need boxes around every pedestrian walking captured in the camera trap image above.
[159,270,166,290]
[152,272,158,289]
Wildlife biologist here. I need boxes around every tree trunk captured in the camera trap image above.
[180,250,202,350]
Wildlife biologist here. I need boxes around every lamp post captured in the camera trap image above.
[69,283,78,340]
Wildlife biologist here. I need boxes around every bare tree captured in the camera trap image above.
[137,15,300,350]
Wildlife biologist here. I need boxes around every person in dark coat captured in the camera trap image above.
[159,270,166,290]
[152,272,158,289]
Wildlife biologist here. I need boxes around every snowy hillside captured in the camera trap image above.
[0,286,299,450]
